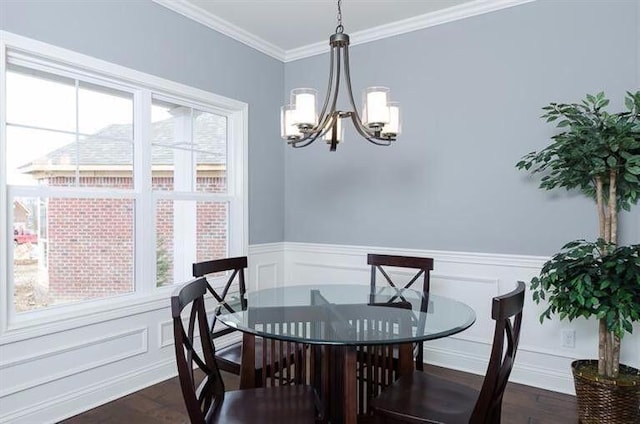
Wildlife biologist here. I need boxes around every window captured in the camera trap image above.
[1,34,247,324]
[151,98,231,286]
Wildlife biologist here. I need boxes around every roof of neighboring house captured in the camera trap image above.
[21,113,226,170]
[13,200,31,217]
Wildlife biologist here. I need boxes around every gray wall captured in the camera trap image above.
[0,0,285,245]
[284,0,640,256]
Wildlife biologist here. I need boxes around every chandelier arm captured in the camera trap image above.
[314,44,336,132]
[289,138,317,148]
[310,56,340,138]
[294,45,339,143]
[342,44,395,145]
[348,113,392,146]
[326,44,342,130]
[291,111,333,145]
[292,111,336,145]
[342,43,366,130]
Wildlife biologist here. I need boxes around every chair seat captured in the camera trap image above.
[371,371,479,424]
[210,385,318,423]
[215,341,243,374]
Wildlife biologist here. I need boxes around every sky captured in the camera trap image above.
[5,68,170,185]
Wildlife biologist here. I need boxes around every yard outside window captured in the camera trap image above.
[1,40,246,320]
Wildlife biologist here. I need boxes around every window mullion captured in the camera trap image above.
[135,90,153,294]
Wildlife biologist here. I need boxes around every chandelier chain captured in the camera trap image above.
[336,0,344,33]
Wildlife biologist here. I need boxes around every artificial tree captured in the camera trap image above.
[517,90,640,379]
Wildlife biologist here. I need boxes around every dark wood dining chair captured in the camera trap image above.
[367,253,434,370]
[171,277,321,423]
[370,281,526,424]
[192,256,298,385]
[192,257,248,377]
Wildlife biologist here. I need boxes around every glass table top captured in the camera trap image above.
[216,284,476,346]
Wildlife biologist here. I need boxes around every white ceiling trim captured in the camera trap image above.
[153,0,536,63]
[285,0,536,62]
[152,0,287,61]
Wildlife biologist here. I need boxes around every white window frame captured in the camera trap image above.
[0,31,248,342]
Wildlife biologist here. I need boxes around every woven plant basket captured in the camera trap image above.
[572,360,640,424]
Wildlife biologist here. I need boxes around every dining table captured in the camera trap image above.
[216,283,476,424]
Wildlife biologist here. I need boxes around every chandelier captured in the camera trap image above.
[280,0,401,151]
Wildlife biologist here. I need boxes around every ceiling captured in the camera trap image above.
[154,0,534,61]
[184,0,474,51]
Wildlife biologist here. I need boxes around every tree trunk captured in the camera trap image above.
[598,318,607,375]
[612,334,621,378]
[596,177,605,239]
[609,169,617,245]
[605,330,614,377]
[593,170,621,378]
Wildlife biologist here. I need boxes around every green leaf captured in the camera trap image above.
[625,96,634,110]
[627,166,640,175]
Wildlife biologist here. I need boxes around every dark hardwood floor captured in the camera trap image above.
[61,365,577,423]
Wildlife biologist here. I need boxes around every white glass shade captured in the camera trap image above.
[381,102,401,138]
[281,105,301,140]
[323,116,344,144]
[362,87,390,129]
[291,88,317,128]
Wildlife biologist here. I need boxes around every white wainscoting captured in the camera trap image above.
[1,242,638,423]
[250,241,640,396]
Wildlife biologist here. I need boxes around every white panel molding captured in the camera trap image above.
[158,316,242,349]
[159,319,175,349]
[0,358,177,424]
[283,241,547,269]
[0,327,148,398]
[248,242,285,256]
[0,326,146,370]
[255,263,278,291]
[151,0,536,63]
[248,242,285,290]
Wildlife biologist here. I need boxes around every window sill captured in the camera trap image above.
[0,289,176,345]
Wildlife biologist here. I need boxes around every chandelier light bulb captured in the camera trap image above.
[363,87,390,130]
[281,104,302,140]
[291,88,318,130]
[382,102,401,138]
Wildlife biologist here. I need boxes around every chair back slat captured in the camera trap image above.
[171,277,225,424]
[367,254,434,371]
[470,281,525,423]
[193,256,248,277]
[193,257,248,340]
[367,254,433,295]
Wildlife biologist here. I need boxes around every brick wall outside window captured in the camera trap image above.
[47,175,227,301]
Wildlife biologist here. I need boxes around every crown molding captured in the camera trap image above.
[152,0,287,61]
[285,0,536,62]
[153,0,536,63]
